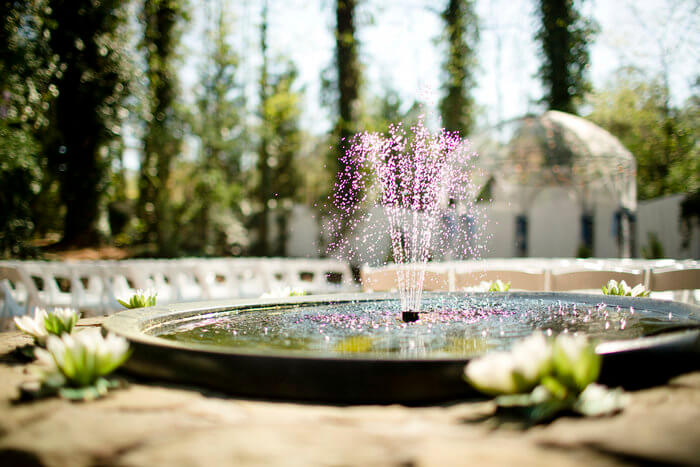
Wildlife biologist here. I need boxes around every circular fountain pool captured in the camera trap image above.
[103,292,700,403]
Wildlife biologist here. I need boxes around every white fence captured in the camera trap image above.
[3,256,698,331]
[361,258,700,303]
[0,257,356,327]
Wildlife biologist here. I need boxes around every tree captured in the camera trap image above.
[324,0,362,254]
[41,0,132,247]
[138,0,187,255]
[439,0,479,135]
[328,0,361,205]
[187,0,246,255]
[264,65,304,257]
[44,0,132,246]
[588,68,699,200]
[251,2,304,257]
[0,0,57,256]
[252,0,272,256]
[334,0,361,148]
[535,0,597,114]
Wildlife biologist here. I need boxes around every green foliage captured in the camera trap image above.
[43,0,134,246]
[184,0,247,256]
[361,88,423,135]
[576,243,593,258]
[588,69,699,200]
[0,0,58,256]
[264,65,304,256]
[439,0,479,135]
[334,0,361,143]
[641,232,665,259]
[0,0,58,130]
[0,124,42,257]
[325,0,362,250]
[535,0,598,113]
[252,2,304,256]
[138,0,188,255]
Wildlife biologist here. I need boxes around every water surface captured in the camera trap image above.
[157,295,697,359]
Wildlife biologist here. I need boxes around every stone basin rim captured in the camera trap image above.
[102,291,700,362]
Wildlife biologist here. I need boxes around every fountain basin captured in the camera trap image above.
[103,292,700,403]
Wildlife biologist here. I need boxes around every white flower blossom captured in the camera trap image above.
[481,280,511,292]
[465,332,552,395]
[511,332,553,382]
[43,307,79,337]
[552,334,601,391]
[118,288,158,309]
[260,287,307,298]
[629,283,650,297]
[602,279,649,297]
[34,328,131,387]
[14,308,50,345]
[464,351,519,395]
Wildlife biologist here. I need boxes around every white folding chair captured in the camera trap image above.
[454,269,547,291]
[648,267,700,304]
[548,268,645,293]
[360,264,451,292]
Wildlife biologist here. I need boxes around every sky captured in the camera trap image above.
[124,0,699,168]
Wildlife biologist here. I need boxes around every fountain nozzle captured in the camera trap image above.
[402,311,420,323]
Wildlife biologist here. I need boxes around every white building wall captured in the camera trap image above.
[284,194,699,260]
[594,203,618,258]
[529,187,581,257]
[637,194,700,259]
[482,207,516,258]
[286,205,320,257]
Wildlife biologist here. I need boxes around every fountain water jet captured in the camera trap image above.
[329,116,484,321]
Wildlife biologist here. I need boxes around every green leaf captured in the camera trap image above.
[57,377,126,401]
[540,375,570,400]
[552,338,601,392]
[495,392,575,425]
[15,344,36,361]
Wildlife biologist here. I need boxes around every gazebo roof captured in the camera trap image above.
[472,110,636,209]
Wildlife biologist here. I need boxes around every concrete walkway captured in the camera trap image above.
[1,320,699,466]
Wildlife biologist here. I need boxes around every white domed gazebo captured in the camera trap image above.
[472,110,637,258]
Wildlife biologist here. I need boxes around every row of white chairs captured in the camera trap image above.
[0,258,357,327]
[360,260,700,304]
[3,257,698,330]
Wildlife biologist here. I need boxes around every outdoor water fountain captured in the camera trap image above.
[103,118,700,403]
[327,117,485,322]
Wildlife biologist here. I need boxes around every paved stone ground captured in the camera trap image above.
[1,321,699,467]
